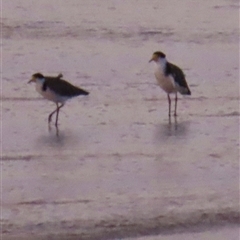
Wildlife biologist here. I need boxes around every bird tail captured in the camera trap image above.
[184,88,191,95]
[179,87,191,95]
[78,88,89,96]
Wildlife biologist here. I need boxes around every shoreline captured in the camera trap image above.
[2,202,239,239]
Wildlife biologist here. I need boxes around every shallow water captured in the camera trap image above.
[2,0,239,239]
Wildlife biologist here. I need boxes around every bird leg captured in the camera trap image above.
[55,103,64,126]
[174,93,178,116]
[48,103,59,124]
[167,94,171,117]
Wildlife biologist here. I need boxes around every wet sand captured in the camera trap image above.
[2,0,239,239]
[126,227,240,240]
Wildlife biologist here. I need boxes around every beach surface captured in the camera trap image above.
[2,0,239,239]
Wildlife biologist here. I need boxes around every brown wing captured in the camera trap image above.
[44,77,89,96]
[166,63,191,95]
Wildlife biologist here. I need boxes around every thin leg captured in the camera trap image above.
[174,93,178,116]
[168,115,172,125]
[55,124,59,137]
[167,94,171,117]
[55,103,64,126]
[174,113,178,131]
[48,103,59,124]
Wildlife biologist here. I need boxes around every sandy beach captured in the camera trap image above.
[2,0,239,239]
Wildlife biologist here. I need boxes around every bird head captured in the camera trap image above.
[28,73,45,83]
[149,51,166,63]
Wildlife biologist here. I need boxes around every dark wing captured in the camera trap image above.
[166,62,191,95]
[45,77,89,97]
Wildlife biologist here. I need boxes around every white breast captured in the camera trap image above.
[154,67,176,94]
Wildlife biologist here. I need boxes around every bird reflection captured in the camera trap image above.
[168,115,178,130]
[161,115,179,136]
[155,116,189,141]
[36,124,81,151]
[48,123,60,137]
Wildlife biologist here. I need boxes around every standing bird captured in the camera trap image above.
[149,51,191,116]
[28,73,89,126]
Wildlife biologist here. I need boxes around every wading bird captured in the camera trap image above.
[149,51,191,116]
[28,73,89,126]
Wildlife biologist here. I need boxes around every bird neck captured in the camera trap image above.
[36,77,45,85]
[156,57,167,71]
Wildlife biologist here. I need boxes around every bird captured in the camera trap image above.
[28,73,89,126]
[149,51,191,117]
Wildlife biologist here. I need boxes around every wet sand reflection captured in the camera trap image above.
[154,116,190,142]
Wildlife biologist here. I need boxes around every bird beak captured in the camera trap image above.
[28,78,34,84]
[149,54,157,63]
[149,56,154,63]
